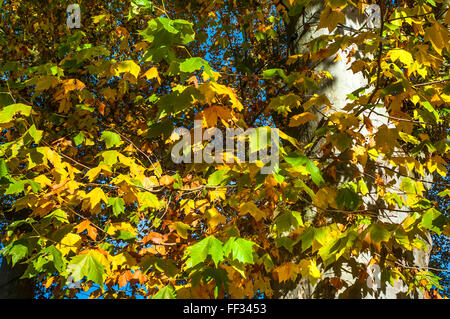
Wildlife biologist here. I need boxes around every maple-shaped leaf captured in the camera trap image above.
[75,220,99,241]
[288,112,317,127]
[0,103,32,123]
[152,286,176,299]
[273,262,300,283]
[185,236,224,268]
[141,256,178,278]
[67,251,106,286]
[86,187,108,209]
[204,208,227,229]
[285,153,324,186]
[179,57,213,78]
[317,7,345,32]
[368,224,391,244]
[142,66,161,84]
[115,60,141,79]
[207,168,230,186]
[223,237,257,264]
[138,191,162,210]
[100,131,123,149]
[239,202,267,222]
[299,259,321,285]
[172,221,193,239]
[274,210,303,235]
[336,182,361,211]
[107,197,125,216]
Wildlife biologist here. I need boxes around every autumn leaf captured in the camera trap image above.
[288,112,317,127]
[85,187,108,210]
[67,250,107,286]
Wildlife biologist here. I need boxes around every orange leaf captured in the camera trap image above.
[159,175,175,186]
[142,232,165,245]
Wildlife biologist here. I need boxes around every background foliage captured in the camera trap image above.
[0,0,449,298]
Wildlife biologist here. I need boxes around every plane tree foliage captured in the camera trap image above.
[0,0,449,298]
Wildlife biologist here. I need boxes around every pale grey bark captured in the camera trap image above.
[272,1,432,299]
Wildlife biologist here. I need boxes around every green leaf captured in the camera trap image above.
[179,57,212,75]
[0,158,8,179]
[369,224,391,243]
[116,230,136,241]
[3,238,31,266]
[100,131,123,149]
[299,227,315,252]
[0,103,32,123]
[23,125,43,145]
[141,257,178,278]
[43,245,65,273]
[138,191,162,210]
[259,253,274,272]
[224,237,256,264]
[336,183,361,211]
[285,153,324,186]
[263,68,287,80]
[152,285,176,299]
[73,132,85,146]
[99,150,119,166]
[201,267,230,298]
[400,177,416,194]
[207,168,230,186]
[185,236,224,268]
[172,221,193,239]
[43,209,69,225]
[421,101,440,122]
[67,251,106,286]
[421,208,447,235]
[107,197,125,216]
[4,179,26,195]
[274,210,303,236]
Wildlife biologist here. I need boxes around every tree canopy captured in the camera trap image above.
[0,0,449,299]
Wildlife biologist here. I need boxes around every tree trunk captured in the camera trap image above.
[0,258,35,299]
[271,0,432,299]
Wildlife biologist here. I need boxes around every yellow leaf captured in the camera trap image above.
[299,259,321,284]
[273,262,300,283]
[424,22,449,55]
[387,49,413,66]
[61,79,85,94]
[317,7,345,32]
[57,233,82,256]
[107,222,136,236]
[303,94,331,111]
[172,222,193,239]
[34,175,52,188]
[85,165,112,182]
[204,208,226,228]
[289,112,317,127]
[208,187,227,202]
[198,82,243,111]
[115,60,141,79]
[86,187,108,209]
[239,202,267,222]
[202,69,221,81]
[313,187,338,210]
[202,105,235,127]
[110,252,137,271]
[142,67,161,84]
